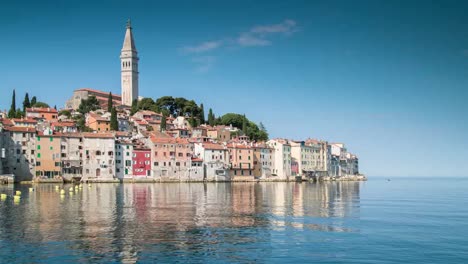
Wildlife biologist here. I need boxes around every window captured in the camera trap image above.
[55,162,60,167]
[133,153,136,157]
[145,160,150,165]
[50,137,53,142]
[36,161,41,166]
[154,162,158,166]
[31,150,35,154]
[37,145,41,150]
[50,146,53,150]
[145,153,150,158]
[176,162,180,166]
[37,153,41,158]
[37,136,41,141]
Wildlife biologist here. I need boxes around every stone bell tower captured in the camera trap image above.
[120,19,139,106]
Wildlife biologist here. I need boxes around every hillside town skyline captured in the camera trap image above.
[0,20,362,183]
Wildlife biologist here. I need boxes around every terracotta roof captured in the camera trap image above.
[12,118,37,123]
[0,119,15,127]
[4,126,36,133]
[82,132,114,139]
[191,158,203,162]
[226,143,251,149]
[201,143,226,150]
[75,88,122,99]
[61,132,83,138]
[115,131,131,137]
[150,136,191,144]
[26,107,58,114]
[88,112,110,122]
[51,121,76,127]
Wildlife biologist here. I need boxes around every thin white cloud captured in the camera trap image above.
[181,19,298,71]
[237,33,271,47]
[250,19,297,35]
[237,19,298,47]
[181,40,223,54]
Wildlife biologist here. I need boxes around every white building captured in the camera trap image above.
[115,140,134,179]
[193,142,229,181]
[121,20,139,106]
[60,133,83,181]
[267,139,292,180]
[82,133,116,181]
[0,126,36,181]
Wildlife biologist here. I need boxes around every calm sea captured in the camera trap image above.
[0,178,467,263]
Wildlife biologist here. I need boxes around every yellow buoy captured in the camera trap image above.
[69,187,74,192]
[55,185,60,190]
[29,188,34,192]
[0,194,6,200]
[15,191,21,196]
[60,189,65,195]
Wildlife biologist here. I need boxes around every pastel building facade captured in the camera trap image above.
[267,139,292,180]
[193,142,229,181]
[82,133,116,181]
[252,144,273,179]
[115,141,134,179]
[227,143,254,180]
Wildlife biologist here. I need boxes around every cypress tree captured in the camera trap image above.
[107,92,113,112]
[160,114,167,132]
[130,99,138,115]
[208,108,214,126]
[199,103,205,124]
[31,96,37,106]
[23,93,30,112]
[242,114,247,134]
[110,107,118,131]
[8,89,16,118]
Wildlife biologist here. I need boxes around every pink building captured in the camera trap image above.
[132,148,152,176]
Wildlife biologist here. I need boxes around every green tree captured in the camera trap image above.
[107,92,113,112]
[23,93,30,112]
[33,102,50,108]
[208,108,215,126]
[199,103,205,124]
[78,96,100,114]
[137,98,156,111]
[8,89,16,118]
[160,114,167,132]
[242,114,247,134]
[30,96,37,106]
[59,110,71,118]
[130,99,138,115]
[110,107,118,131]
[15,109,24,118]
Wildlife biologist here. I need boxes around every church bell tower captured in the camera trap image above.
[120,19,139,106]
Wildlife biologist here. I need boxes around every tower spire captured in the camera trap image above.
[120,20,139,106]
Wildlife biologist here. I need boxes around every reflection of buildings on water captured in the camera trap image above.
[0,182,360,262]
[299,181,361,218]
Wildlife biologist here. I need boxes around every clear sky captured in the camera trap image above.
[1,0,467,177]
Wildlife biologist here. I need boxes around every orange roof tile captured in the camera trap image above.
[4,126,36,133]
[82,132,114,139]
[26,107,58,114]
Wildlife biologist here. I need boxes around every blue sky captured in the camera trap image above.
[1,0,468,177]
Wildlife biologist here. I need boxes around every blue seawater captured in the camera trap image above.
[0,177,467,263]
